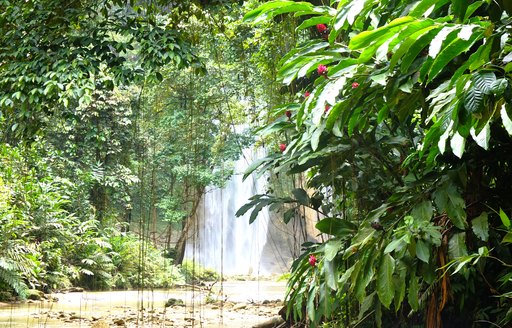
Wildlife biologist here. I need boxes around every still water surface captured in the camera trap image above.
[0,281,285,327]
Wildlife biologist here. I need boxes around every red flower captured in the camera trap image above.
[316,24,328,34]
[279,143,287,152]
[352,82,360,88]
[304,91,311,98]
[308,254,317,267]
[324,104,331,113]
[317,64,328,77]
[285,110,292,118]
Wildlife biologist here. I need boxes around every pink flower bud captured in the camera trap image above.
[279,143,287,152]
[304,91,311,98]
[324,105,331,113]
[285,110,292,118]
[317,65,328,76]
[316,24,328,34]
[308,255,317,267]
[352,82,360,89]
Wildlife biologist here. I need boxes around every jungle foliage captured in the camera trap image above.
[0,0,256,297]
[241,0,512,327]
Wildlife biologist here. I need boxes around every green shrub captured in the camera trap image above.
[180,260,219,284]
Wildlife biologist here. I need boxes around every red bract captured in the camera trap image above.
[317,64,328,77]
[316,24,328,33]
[285,110,292,118]
[352,82,360,88]
[324,104,331,113]
[309,254,317,267]
[279,143,287,152]
[304,91,311,98]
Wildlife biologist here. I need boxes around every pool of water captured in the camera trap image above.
[0,281,286,327]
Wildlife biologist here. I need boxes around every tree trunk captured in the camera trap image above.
[174,186,203,264]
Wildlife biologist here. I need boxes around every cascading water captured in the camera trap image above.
[184,148,276,276]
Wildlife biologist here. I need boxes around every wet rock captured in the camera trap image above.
[113,318,125,326]
[251,316,285,328]
[69,314,82,320]
[62,287,84,293]
[233,303,247,311]
[165,297,184,307]
[91,320,110,328]
[26,289,44,300]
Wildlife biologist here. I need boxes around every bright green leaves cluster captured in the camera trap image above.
[0,0,199,141]
[243,0,512,326]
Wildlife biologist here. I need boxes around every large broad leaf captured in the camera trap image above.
[291,188,309,205]
[470,123,490,150]
[377,254,395,309]
[433,182,467,229]
[448,232,468,259]
[316,217,357,237]
[389,22,437,69]
[324,239,343,261]
[394,260,407,311]
[473,71,497,95]
[409,0,451,17]
[501,104,512,136]
[331,0,370,41]
[500,208,511,229]
[384,235,408,254]
[400,26,442,72]
[408,273,419,311]
[244,1,314,23]
[411,200,434,221]
[324,258,339,290]
[471,211,489,241]
[427,27,485,82]
[416,239,430,263]
[450,131,466,159]
[359,292,375,321]
[349,16,416,50]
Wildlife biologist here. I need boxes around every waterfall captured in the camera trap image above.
[184,148,275,276]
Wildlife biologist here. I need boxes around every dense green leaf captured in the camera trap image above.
[433,182,467,229]
[416,239,430,263]
[244,1,313,23]
[291,188,310,206]
[408,273,419,311]
[316,217,357,237]
[411,200,434,221]
[501,105,512,136]
[324,239,343,261]
[500,208,511,228]
[349,16,416,50]
[427,28,484,82]
[471,212,489,241]
[377,254,395,308]
[448,232,468,259]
